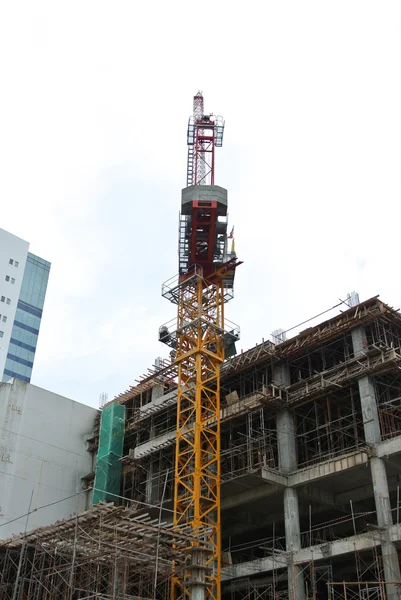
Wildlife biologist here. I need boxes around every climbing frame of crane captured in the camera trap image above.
[160,92,241,600]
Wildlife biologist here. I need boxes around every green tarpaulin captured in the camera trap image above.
[92,402,125,505]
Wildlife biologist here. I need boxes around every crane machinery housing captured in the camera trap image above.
[159,92,241,600]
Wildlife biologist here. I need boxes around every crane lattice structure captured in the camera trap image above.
[160,92,240,600]
[187,91,224,187]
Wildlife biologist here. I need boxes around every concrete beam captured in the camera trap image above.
[288,450,370,487]
[261,469,288,487]
[133,430,175,459]
[222,554,287,581]
[222,523,401,581]
[223,451,372,511]
[377,436,401,459]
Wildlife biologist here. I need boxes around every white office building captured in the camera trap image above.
[0,379,97,539]
[0,228,50,383]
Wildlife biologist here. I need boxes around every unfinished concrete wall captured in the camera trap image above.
[0,379,97,539]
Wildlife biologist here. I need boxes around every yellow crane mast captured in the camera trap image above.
[159,92,240,600]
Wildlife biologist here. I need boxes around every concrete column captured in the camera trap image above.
[188,547,206,600]
[284,487,305,600]
[190,588,205,600]
[352,325,381,444]
[358,374,382,444]
[371,456,394,529]
[112,565,126,599]
[145,460,153,503]
[351,325,368,358]
[151,357,165,402]
[274,364,305,600]
[277,408,297,473]
[151,383,164,402]
[352,327,401,598]
[371,456,401,598]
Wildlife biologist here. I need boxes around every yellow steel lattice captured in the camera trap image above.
[171,269,225,600]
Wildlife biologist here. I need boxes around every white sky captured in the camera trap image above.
[0,1,400,408]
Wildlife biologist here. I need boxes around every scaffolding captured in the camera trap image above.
[0,502,205,600]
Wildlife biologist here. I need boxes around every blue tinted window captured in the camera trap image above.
[7,353,34,368]
[8,343,35,362]
[3,252,50,383]
[5,358,33,379]
[10,338,36,353]
[17,300,42,318]
[14,321,39,335]
[11,326,38,347]
[14,308,41,330]
[18,253,50,310]
[3,368,30,383]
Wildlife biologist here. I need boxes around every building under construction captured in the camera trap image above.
[1,295,401,599]
[89,294,401,600]
[1,92,401,600]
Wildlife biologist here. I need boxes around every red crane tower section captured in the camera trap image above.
[180,93,227,280]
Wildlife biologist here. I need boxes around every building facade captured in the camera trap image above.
[0,378,97,539]
[0,228,50,383]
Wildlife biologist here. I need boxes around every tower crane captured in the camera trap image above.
[160,92,241,600]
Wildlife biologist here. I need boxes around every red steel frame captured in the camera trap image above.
[189,200,218,277]
[187,92,220,187]
[194,123,216,185]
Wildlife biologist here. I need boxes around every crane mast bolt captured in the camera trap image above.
[160,92,241,600]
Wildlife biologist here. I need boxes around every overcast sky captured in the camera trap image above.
[0,2,400,408]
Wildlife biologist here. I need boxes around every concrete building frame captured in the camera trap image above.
[87,296,401,599]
